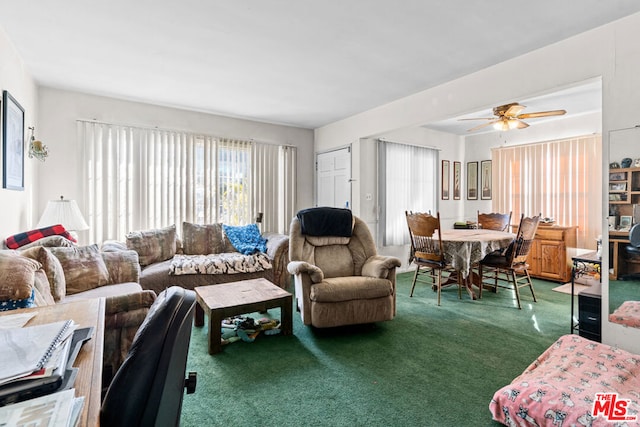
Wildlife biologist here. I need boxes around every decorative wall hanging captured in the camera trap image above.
[467,162,478,200]
[2,90,25,191]
[441,160,450,200]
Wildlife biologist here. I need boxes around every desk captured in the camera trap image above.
[570,251,602,340]
[438,229,515,299]
[609,230,630,279]
[0,299,105,427]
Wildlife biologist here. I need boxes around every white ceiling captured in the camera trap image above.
[0,1,638,129]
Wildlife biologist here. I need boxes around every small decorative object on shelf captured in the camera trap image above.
[621,157,633,168]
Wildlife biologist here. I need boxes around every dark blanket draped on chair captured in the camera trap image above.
[296,207,353,237]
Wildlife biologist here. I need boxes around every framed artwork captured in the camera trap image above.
[441,160,450,200]
[620,215,632,231]
[2,90,25,191]
[481,160,492,200]
[453,161,461,200]
[467,161,478,200]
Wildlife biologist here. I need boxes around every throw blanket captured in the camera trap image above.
[297,207,352,237]
[169,253,272,276]
[5,224,76,249]
[222,223,267,255]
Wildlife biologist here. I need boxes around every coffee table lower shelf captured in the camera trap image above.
[195,278,293,354]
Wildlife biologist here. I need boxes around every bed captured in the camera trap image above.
[609,301,640,329]
[490,334,640,426]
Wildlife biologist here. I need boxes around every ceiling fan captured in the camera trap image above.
[459,102,566,132]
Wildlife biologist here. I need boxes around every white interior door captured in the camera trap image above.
[316,147,351,208]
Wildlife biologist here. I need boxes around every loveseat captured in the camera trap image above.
[0,235,156,386]
[111,222,290,324]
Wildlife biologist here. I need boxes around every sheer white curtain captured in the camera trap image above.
[379,140,438,246]
[79,120,297,243]
[493,135,602,248]
[251,143,297,234]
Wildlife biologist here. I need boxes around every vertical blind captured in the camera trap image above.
[379,140,438,246]
[78,120,297,244]
[492,134,602,248]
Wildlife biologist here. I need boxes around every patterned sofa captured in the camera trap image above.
[0,235,156,387]
[111,222,290,325]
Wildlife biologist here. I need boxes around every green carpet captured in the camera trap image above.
[180,273,573,426]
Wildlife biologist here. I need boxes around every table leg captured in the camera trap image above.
[194,304,204,327]
[208,310,223,355]
[280,296,293,335]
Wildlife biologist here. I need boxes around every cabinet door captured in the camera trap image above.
[537,239,565,281]
[527,241,540,276]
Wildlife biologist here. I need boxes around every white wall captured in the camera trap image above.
[0,27,38,237]
[315,13,640,352]
[35,87,314,242]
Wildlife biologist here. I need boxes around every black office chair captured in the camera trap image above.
[622,224,640,280]
[101,286,197,427]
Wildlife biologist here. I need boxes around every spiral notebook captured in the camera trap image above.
[0,320,76,386]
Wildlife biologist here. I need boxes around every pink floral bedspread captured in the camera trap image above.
[609,301,640,329]
[490,334,640,426]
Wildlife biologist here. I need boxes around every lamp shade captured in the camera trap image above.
[37,197,89,231]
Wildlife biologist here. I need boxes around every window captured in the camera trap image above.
[379,140,438,246]
[493,135,601,248]
[78,120,296,243]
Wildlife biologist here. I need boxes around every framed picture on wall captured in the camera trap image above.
[2,90,25,191]
[441,160,450,200]
[453,161,461,200]
[481,160,492,200]
[467,161,478,200]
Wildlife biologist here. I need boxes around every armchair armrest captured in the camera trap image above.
[287,260,324,283]
[362,255,402,279]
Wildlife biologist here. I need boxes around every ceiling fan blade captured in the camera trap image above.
[517,109,566,119]
[504,104,526,117]
[458,117,496,121]
[467,120,499,132]
[514,119,529,129]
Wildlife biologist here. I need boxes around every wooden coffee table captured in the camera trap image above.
[194,278,293,354]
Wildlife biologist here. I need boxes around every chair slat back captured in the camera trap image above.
[510,214,541,264]
[405,211,444,263]
[477,211,512,232]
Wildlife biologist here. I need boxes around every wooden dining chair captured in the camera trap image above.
[477,211,512,232]
[478,213,541,309]
[405,211,460,305]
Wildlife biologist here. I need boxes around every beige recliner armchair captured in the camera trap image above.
[287,208,401,328]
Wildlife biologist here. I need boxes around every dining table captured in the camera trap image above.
[437,228,516,299]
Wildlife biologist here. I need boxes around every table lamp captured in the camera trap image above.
[37,196,89,240]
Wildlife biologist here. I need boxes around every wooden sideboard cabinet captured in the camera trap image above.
[514,224,577,282]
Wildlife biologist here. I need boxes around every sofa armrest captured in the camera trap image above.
[263,232,290,289]
[103,290,157,387]
[101,249,141,284]
[287,261,324,283]
[362,255,402,279]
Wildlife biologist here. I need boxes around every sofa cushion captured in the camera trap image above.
[20,246,66,302]
[32,269,56,306]
[182,222,230,255]
[64,282,144,302]
[49,244,111,295]
[222,223,267,255]
[0,251,41,300]
[126,225,177,266]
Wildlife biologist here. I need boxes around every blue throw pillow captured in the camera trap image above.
[222,224,267,255]
[0,289,36,312]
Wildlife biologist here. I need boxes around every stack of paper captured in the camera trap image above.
[0,320,78,404]
[0,388,84,427]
